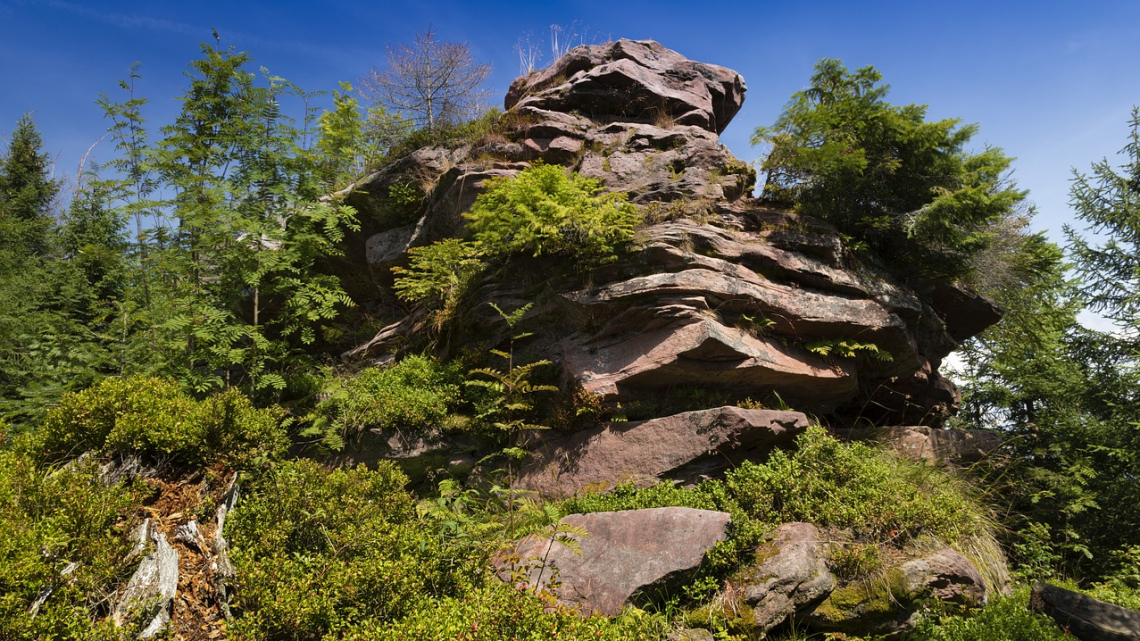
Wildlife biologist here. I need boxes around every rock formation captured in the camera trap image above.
[332,39,1010,638]
[833,425,1004,466]
[339,38,1001,429]
[739,523,836,635]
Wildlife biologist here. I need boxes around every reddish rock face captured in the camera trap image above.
[340,39,1002,426]
[495,507,732,616]
[505,39,745,135]
[516,407,809,498]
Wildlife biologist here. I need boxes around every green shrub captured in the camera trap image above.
[465,163,641,262]
[341,583,668,641]
[226,459,486,640]
[726,427,988,546]
[0,449,144,639]
[906,586,1068,641]
[559,427,1000,605]
[31,376,288,468]
[309,355,465,449]
[1087,545,1140,609]
[381,109,503,165]
[391,239,484,308]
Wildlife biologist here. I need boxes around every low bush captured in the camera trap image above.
[380,109,503,166]
[564,427,991,550]
[30,376,288,468]
[226,459,487,640]
[308,355,465,450]
[341,583,668,641]
[725,426,989,546]
[0,449,145,639]
[906,586,1068,641]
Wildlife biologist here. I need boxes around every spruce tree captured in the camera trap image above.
[0,113,59,256]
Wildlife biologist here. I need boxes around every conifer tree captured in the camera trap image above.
[0,113,59,256]
[133,42,358,396]
[754,59,1025,280]
[1067,106,1140,354]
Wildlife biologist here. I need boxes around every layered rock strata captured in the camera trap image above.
[338,38,1000,426]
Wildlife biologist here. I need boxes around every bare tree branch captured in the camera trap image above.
[360,28,492,130]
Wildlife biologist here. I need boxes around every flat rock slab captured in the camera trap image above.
[1031,582,1140,641]
[497,507,731,616]
[518,407,808,498]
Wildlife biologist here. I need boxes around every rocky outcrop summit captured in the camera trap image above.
[330,39,1011,640]
[338,38,1000,429]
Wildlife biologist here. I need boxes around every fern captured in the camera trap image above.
[805,338,893,362]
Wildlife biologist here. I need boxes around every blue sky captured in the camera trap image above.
[2,0,1138,263]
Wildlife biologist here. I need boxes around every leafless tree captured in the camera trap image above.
[361,28,492,130]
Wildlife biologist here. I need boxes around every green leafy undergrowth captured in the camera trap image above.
[565,427,991,549]
[27,375,288,469]
[306,355,465,450]
[392,164,642,322]
[341,583,668,640]
[727,427,989,546]
[1086,545,1140,610]
[905,586,1068,641]
[0,448,145,639]
[225,459,488,640]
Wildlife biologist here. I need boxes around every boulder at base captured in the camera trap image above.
[1030,582,1140,641]
[495,507,731,615]
[741,523,837,634]
[516,407,808,497]
[807,547,987,636]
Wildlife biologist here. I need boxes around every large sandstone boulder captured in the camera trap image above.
[834,426,1004,466]
[517,407,808,497]
[496,507,731,616]
[741,523,836,634]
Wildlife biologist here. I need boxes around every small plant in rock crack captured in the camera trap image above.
[806,338,893,362]
[465,303,557,537]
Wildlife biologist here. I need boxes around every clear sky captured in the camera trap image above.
[2,0,1138,262]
